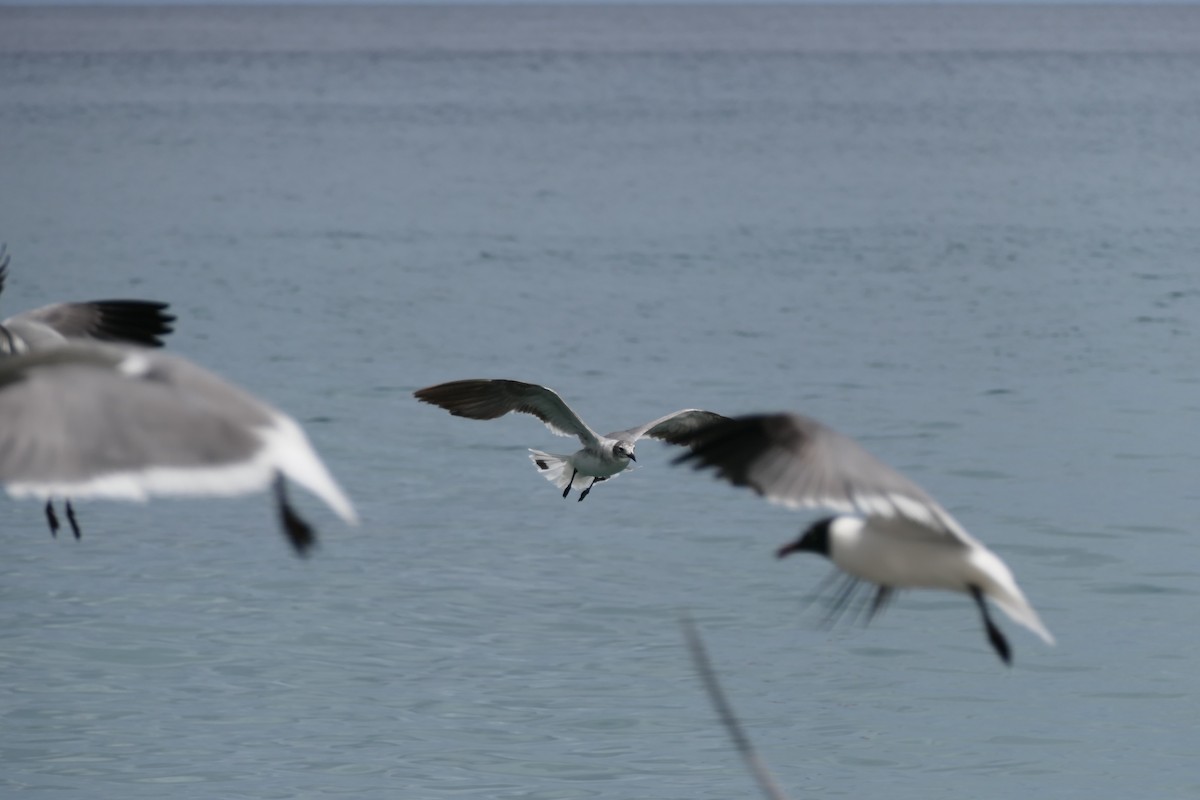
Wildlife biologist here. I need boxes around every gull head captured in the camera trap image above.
[776,516,840,560]
[612,441,636,463]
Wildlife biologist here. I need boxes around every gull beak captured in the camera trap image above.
[627,452,636,462]
[775,537,803,559]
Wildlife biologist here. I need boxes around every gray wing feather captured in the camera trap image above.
[414,379,602,447]
[676,413,977,546]
[610,409,729,446]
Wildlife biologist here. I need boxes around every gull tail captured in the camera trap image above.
[263,412,359,526]
[976,554,1054,646]
[967,547,1054,647]
[990,585,1055,646]
[528,450,586,493]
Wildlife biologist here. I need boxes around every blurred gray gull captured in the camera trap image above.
[414,378,726,501]
[0,245,176,536]
[676,412,1053,665]
[0,342,358,555]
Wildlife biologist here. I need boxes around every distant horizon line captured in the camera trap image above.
[2,0,1196,7]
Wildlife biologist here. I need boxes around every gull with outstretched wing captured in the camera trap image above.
[677,412,1054,665]
[414,378,725,501]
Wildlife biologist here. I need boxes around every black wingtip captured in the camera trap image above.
[670,416,784,501]
[274,476,317,557]
[91,300,177,347]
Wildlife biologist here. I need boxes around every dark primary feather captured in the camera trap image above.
[17,300,176,347]
[87,300,175,346]
[413,379,541,421]
[673,414,800,489]
[413,378,597,442]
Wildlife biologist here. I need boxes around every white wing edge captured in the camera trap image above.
[540,418,582,439]
[750,485,980,547]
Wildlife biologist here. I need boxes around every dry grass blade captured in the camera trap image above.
[681,614,792,800]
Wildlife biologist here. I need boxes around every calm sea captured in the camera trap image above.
[2,4,1199,798]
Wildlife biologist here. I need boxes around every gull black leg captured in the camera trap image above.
[562,468,577,499]
[867,586,893,623]
[274,475,316,557]
[970,585,1011,666]
[45,501,60,538]
[65,500,81,540]
[821,574,863,629]
[577,476,610,502]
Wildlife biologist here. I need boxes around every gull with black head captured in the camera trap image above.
[414,378,726,500]
[676,412,1054,664]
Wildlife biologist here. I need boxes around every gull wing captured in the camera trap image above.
[0,343,357,553]
[4,299,175,348]
[610,409,729,446]
[676,413,978,547]
[414,379,603,448]
[0,246,174,348]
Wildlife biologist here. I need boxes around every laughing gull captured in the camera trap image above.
[0,245,176,536]
[0,342,358,555]
[676,413,1054,664]
[414,378,726,500]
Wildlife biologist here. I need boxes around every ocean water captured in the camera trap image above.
[2,4,1200,798]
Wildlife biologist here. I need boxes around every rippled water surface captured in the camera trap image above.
[2,5,1200,798]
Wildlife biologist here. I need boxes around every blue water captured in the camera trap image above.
[2,4,1200,798]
